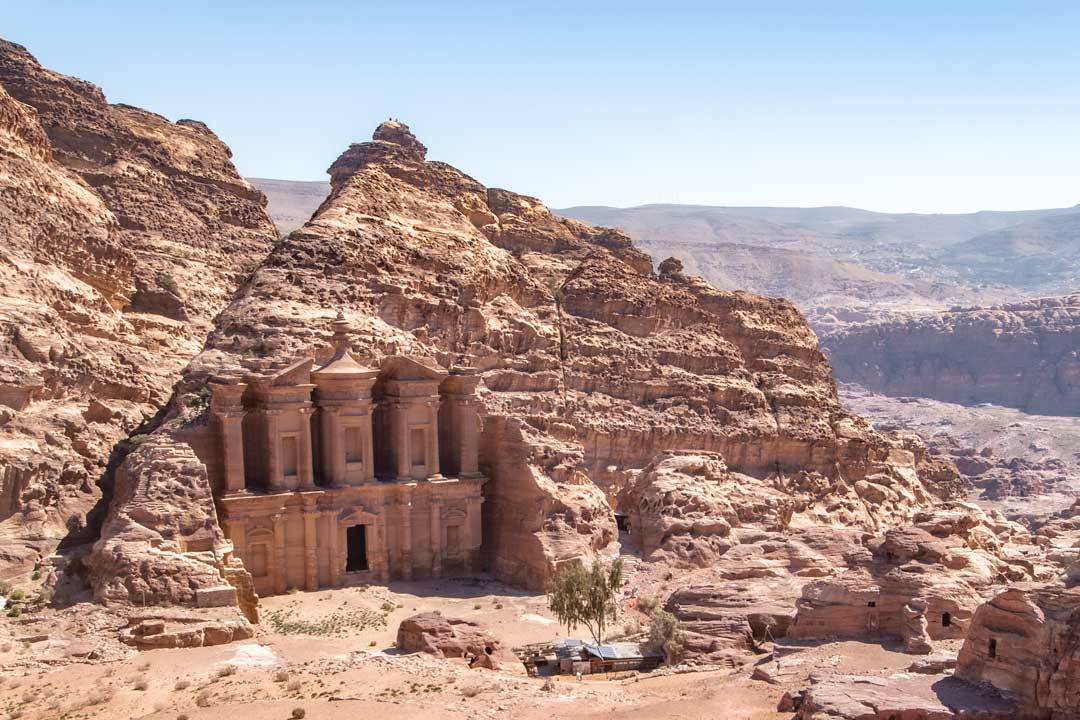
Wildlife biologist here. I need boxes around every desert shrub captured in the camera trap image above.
[461,684,484,698]
[174,679,191,691]
[380,601,395,612]
[273,669,289,683]
[216,664,237,677]
[473,603,482,610]
[287,678,302,692]
[8,589,24,601]
[157,272,181,296]
[291,709,306,719]
[636,595,661,616]
[195,690,212,707]
[7,606,21,618]
[177,715,189,720]
[647,609,686,664]
[133,676,149,691]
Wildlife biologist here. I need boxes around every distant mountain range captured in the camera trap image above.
[248,178,1079,328]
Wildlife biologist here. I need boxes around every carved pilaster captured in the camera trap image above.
[302,505,318,591]
[271,512,287,594]
[298,407,316,489]
[430,499,442,578]
[401,500,413,580]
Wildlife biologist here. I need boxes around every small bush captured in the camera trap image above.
[287,678,302,692]
[273,669,289,683]
[461,684,484,698]
[133,676,149,691]
[291,709,306,719]
[178,714,190,720]
[195,690,212,707]
[30,571,40,581]
[8,589,24,601]
[473,603,482,610]
[636,595,661,616]
[380,601,395,612]
[174,679,191,691]
[216,664,237,678]
[7,606,21,618]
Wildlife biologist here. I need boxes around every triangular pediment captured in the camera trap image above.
[380,355,447,381]
[270,358,314,386]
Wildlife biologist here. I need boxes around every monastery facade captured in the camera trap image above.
[207,316,484,597]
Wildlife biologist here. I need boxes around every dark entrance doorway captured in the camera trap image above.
[347,525,368,572]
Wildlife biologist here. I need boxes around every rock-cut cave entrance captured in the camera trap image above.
[347,525,369,572]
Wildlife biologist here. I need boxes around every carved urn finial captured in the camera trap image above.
[331,312,352,353]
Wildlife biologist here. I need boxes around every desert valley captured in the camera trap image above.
[1,23,1079,720]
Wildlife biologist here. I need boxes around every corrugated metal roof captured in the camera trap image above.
[583,642,651,660]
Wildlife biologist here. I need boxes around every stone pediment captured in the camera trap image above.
[380,355,447,382]
[270,358,314,387]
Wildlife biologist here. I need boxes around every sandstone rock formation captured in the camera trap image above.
[396,611,515,670]
[170,120,954,593]
[87,436,256,621]
[0,39,277,578]
[824,295,1080,415]
[787,506,1045,651]
[956,582,1080,718]
[793,674,956,720]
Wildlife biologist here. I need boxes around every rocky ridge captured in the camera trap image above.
[823,295,1080,416]
[0,39,277,579]
[134,119,957,598]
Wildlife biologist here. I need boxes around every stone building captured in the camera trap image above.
[206,316,484,597]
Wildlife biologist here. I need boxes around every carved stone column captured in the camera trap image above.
[266,410,283,492]
[320,407,341,487]
[220,411,247,494]
[298,407,316,489]
[325,511,341,587]
[426,399,440,477]
[271,512,287,594]
[456,398,481,477]
[465,496,483,572]
[429,498,442,578]
[302,504,319,591]
[401,499,413,580]
[391,401,411,480]
[210,380,248,494]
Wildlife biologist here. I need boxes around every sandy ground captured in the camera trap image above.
[0,568,996,720]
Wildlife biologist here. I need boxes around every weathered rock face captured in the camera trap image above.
[956,583,1080,718]
[175,120,954,590]
[396,612,516,670]
[87,437,256,621]
[0,39,277,576]
[787,506,1045,650]
[823,295,1080,415]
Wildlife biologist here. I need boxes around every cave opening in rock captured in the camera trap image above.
[942,612,951,627]
[989,638,997,659]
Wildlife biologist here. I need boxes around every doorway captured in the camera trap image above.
[346,525,368,572]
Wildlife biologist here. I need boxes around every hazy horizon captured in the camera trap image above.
[9,1,1079,214]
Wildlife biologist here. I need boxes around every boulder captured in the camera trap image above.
[396,612,516,670]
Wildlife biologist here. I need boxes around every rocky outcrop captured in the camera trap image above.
[793,675,957,720]
[86,437,256,620]
[787,506,1043,649]
[823,295,1080,415]
[956,583,1080,718]
[396,612,516,670]
[173,120,957,591]
[120,612,254,649]
[0,38,277,576]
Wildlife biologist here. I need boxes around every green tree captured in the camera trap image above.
[546,558,624,644]
[647,608,686,664]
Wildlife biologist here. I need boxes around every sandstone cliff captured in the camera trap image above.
[956,582,1080,718]
[162,120,953,593]
[0,39,277,578]
[824,295,1080,415]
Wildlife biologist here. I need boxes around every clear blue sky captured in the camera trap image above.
[4,0,1078,212]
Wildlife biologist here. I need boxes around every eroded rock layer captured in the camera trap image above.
[823,295,1080,415]
[0,39,277,576]
[170,120,955,591]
